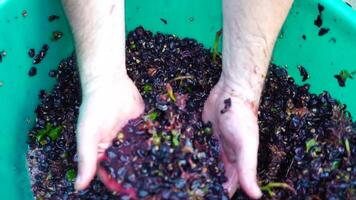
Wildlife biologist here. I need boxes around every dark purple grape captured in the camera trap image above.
[28,48,35,58]
[28,67,37,77]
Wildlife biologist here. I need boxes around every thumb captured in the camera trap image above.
[75,125,98,191]
[237,135,262,199]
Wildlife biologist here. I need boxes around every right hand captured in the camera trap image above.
[75,75,144,190]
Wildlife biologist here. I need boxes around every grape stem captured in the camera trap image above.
[212,29,223,63]
[170,75,195,82]
[344,138,351,157]
[260,182,296,197]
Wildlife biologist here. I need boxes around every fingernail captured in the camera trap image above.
[256,189,263,198]
[75,176,81,191]
[253,184,263,199]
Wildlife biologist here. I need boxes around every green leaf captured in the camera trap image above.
[45,172,52,181]
[39,140,48,146]
[204,127,212,135]
[172,135,180,147]
[143,84,153,93]
[166,83,176,102]
[331,160,340,170]
[171,130,180,147]
[147,111,158,121]
[35,124,52,142]
[163,134,171,141]
[271,108,278,112]
[35,130,47,142]
[48,126,63,141]
[35,123,63,143]
[157,171,164,176]
[187,87,192,93]
[130,44,136,49]
[306,138,317,153]
[61,152,69,159]
[311,146,322,158]
[65,169,76,182]
[336,70,354,83]
[171,129,180,136]
[340,70,353,79]
[152,132,161,146]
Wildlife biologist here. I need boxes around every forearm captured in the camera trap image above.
[62,0,126,92]
[222,0,293,105]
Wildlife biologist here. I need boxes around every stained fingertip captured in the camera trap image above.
[239,173,262,199]
[75,177,84,191]
[98,143,111,152]
[75,136,98,191]
[249,182,262,199]
[75,158,97,191]
[223,173,239,197]
[74,175,81,191]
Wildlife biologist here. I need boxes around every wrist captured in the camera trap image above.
[69,4,127,92]
[80,66,129,96]
[216,74,260,114]
[221,38,269,106]
[77,47,127,95]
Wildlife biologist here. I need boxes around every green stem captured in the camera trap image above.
[170,75,194,82]
[260,182,296,197]
[345,138,351,157]
[212,29,223,63]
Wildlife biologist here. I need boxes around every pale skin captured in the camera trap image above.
[62,0,293,199]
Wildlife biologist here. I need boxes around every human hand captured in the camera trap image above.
[75,75,144,190]
[203,78,262,199]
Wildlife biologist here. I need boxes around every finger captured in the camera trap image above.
[75,125,99,191]
[97,167,122,192]
[202,91,219,123]
[236,136,262,199]
[98,142,111,153]
[97,167,137,199]
[97,141,112,160]
[221,149,239,197]
[202,101,213,123]
[212,127,239,197]
[217,101,261,198]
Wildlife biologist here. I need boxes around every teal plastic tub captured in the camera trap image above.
[0,0,355,199]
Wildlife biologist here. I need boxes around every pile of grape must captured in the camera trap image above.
[28,27,355,200]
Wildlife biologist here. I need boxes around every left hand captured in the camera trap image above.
[203,78,262,199]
